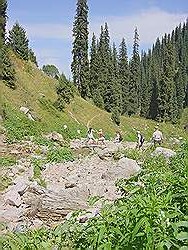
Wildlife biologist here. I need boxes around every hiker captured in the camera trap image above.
[152,127,163,146]
[97,129,106,145]
[136,131,145,149]
[114,131,123,143]
[86,127,96,144]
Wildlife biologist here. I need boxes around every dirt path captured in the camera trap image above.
[86,114,100,128]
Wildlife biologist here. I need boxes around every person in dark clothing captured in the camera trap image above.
[136,131,145,149]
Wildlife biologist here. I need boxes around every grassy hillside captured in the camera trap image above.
[1,52,187,144]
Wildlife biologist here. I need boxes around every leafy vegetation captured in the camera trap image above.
[3,104,41,143]
[46,147,74,163]
[8,22,29,61]
[42,64,60,79]
[31,159,46,188]
[1,142,187,249]
[0,156,16,167]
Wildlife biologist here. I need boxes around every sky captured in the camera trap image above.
[7,0,188,78]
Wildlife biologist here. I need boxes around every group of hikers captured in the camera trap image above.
[86,126,163,148]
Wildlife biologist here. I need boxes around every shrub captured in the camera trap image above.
[46,147,74,163]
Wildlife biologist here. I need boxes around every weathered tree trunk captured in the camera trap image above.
[22,185,88,222]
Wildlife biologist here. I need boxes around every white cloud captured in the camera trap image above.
[26,23,72,40]
[90,8,188,47]
[8,8,187,46]
[7,22,72,40]
[7,8,187,76]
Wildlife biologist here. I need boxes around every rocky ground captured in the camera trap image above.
[0,133,177,234]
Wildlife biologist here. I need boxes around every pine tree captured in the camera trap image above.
[0,0,15,88]
[158,34,178,122]
[54,74,74,111]
[128,27,140,115]
[42,64,60,79]
[28,48,38,66]
[140,50,153,118]
[0,0,7,46]
[111,42,122,113]
[98,23,111,107]
[182,19,188,107]
[100,23,115,112]
[148,38,161,119]
[89,33,104,107]
[111,106,120,126]
[0,0,7,79]
[118,38,129,114]
[2,47,16,89]
[71,0,89,99]
[8,22,29,60]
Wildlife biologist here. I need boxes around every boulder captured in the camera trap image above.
[20,106,30,114]
[45,132,64,142]
[27,113,35,121]
[4,179,30,207]
[4,190,22,207]
[96,147,112,160]
[152,147,176,158]
[107,157,141,180]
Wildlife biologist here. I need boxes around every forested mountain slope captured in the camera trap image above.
[1,52,187,143]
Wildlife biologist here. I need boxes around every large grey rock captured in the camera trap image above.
[152,147,176,158]
[42,155,141,204]
[108,157,141,180]
[4,190,22,207]
[4,179,30,207]
[96,147,112,160]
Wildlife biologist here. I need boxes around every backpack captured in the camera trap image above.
[140,134,145,144]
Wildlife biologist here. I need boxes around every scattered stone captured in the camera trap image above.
[4,190,22,207]
[115,157,141,177]
[30,218,43,229]
[65,182,77,189]
[96,147,112,160]
[13,222,27,233]
[20,106,30,114]
[152,147,176,158]
[10,149,21,155]
[8,172,15,178]
[27,113,35,121]
[45,132,64,143]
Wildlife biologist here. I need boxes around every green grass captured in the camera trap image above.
[1,142,187,249]
[0,156,16,167]
[0,156,16,191]
[1,52,187,146]
[31,159,46,188]
[46,147,74,163]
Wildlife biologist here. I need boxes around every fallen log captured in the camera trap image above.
[22,184,88,222]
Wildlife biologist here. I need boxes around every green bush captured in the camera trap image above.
[1,143,187,249]
[0,156,16,167]
[32,159,46,188]
[58,142,188,249]
[46,147,74,163]
[3,104,41,143]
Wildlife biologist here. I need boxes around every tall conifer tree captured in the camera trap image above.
[71,0,89,99]
[158,34,178,122]
[1,0,15,88]
[128,27,140,115]
[89,33,104,107]
[118,38,129,114]
[0,0,7,80]
[8,22,29,60]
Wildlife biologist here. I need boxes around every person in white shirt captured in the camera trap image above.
[86,127,96,144]
[152,127,163,146]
